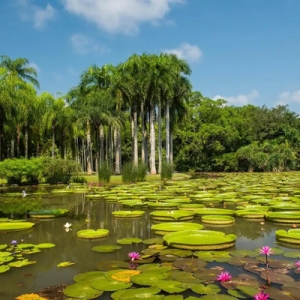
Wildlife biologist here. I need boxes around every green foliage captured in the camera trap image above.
[98,163,112,183]
[0,157,43,184]
[122,162,147,183]
[71,175,87,184]
[42,158,81,184]
[161,162,173,180]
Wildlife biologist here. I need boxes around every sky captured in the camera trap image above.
[1,0,300,112]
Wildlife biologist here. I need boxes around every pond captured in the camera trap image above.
[0,173,300,300]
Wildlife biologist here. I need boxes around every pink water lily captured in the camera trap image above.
[259,246,273,256]
[254,291,269,300]
[11,240,17,245]
[295,261,300,271]
[216,271,232,282]
[128,252,141,261]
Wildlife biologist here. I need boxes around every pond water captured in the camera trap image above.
[0,176,300,299]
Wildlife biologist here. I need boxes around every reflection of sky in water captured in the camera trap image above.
[0,192,299,299]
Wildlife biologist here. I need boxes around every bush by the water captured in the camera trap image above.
[0,158,43,184]
[98,163,112,183]
[122,162,147,183]
[161,162,173,180]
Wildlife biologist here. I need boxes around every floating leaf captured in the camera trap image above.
[193,268,220,281]
[73,271,106,283]
[115,286,161,300]
[196,295,238,300]
[96,260,129,271]
[57,261,75,267]
[130,271,168,285]
[0,222,35,231]
[283,251,300,258]
[230,249,258,257]
[0,265,10,273]
[36,243,55,249]
[137,264,172,273]
[159,249,193,258]
[63,282,103,299]
[143,238,164,245]
[265,286,299,300]
[227,257,258,267]
[0,251,12,257]
[9,259,36,267]
[172,258,207,271]
[0,244,7,250]
[105,269,141,282]
[227,285,258,298]
[92,245,121,253]
[90,277,132,291]
[77,229,109,239]
[260,270,294,284]
[191,283,221,295]
[171,270,202,284]
[117,237,142,245]
[155,280,186,293]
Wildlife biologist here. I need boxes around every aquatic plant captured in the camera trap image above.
[15,293,47,300]
[253,291,269,300]
[216,271,232,282]
[11,240,17,245]
[259,246,273,270]
[295,261,300,271]
[128,252,140,261]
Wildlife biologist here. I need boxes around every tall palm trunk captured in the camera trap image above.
[133,103,138,166]
[141,101,147,164]
[99,124,104,168]
[11,140,14,158]
[165,102,170,163]
[149,102,156,174]
[158,101,162,174]
[170,130,173,165]
[86,120,92,175]
[114,127,121,174]
[24,123,28,159]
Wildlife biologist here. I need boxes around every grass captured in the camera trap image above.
[84,173,190,184]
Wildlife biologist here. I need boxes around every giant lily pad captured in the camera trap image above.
[0,222,35,231]
[276,229,300,244]
[36,243,55,249]
[266,212,300,223]
[112,211,145,218]
[201,215,235,225]
[151,222,204,235]
[92,245,121,253]
[163,230,236,250]
[29,209,69,218]
[77,229,109,239]
[63,282,103,299]
[150,211,195,221]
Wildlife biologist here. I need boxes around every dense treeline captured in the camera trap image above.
[0,54,299,174]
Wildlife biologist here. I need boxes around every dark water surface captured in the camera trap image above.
[0,191,298,299]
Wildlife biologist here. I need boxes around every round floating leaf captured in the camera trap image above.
[150,211,195,221]
[92,245,121,253]
[137,264,172,273]
[155,280,186,293]
[57,261,75,267]
[164,230,236,250]
[265,286,299,300]
[143,238,164,245]
[171,270,202,284]
[22,247,41,254]
[0,222,35,231]
[117,286,162,300]
[17,243,35,249]
[260,271,294,284]
[0,251,12,257]
[9,259,36,267]
[111,289,127,300]
[36,243,55,249]
[130,271,168,286]
[105,269,141,282]
[0,244,7,250]
[0,256,14,264]
[112,211,145,218]
[221,274,260,290]
[227,286,258,298]
[96,260,129,271]
[165,296,183,300]
[117,237,142,245]
[77,229,109,239]
[227,257,258,267]
[268,260,295,269]
[63,282,103,299]
[159,249,193,258]
[197,295,238,300]
[283,251,300,258]
[172,258,207,271]
[73,271,106,283]
[90,277,132,291]
[230,249,258,258]
[29,209,69,218]
[0,265,10,273]
[193,268,220,281]
[191,283,221,295]
[151,222,204,235]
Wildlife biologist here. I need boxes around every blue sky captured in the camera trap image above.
[1,0,300,112]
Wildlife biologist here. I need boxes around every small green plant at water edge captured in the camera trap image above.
[161,162,173,180]
[71,176,87,184]
[122,162,147,183]
[98,164,112,183]
[42,158,81,184]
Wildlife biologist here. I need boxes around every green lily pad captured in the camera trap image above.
[130,271,168,285]
[195,295,238,300]
[36,243,56,248]
[116,286,162,300]
[9,259,36,267]
[29,209,69,218]
[0,222,35,231]
[17,243,35,249]
[0,252,12,257]
[73,271,106,283]
[265,286,300,300]
[171,270,202,284]
[90,277,132,291]
[57,261,75,267]
[143,238,164,245]
[151,222,204,235]
[191,283,221,295]
[116,237,142,245]
[77,229,109,239]
[227,285,258,298]
[150,210,195,221]
[0,244,7,250]
[194,251,231,262]
[155,280,186,293]
[260,271,294,284]
[159,249,193,258]
[63,282,103,299]
[227,257,258,267]
[193,268,220,281]
[0,265,10,273]
[96,260,129,271]
[283,251,300,258]
[112,211,145,218]
[172,258,207,271]
[230,249,258,257]
[92,245,121,253]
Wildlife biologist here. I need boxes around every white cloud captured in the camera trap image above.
[62,0,185,35]
[70,34,109,55]
[277,90,300,105]
[28,62,40,73]
[213,90,259,106]
[16,0,56,29]
[162,43,202,62]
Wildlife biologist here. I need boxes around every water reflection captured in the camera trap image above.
[0,193,298,299]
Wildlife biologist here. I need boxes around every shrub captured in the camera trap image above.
[98,163,112,183]
[42,158,81,184]
[161,162,173,180]
[122,162,147,183]
[71,176,87,184]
